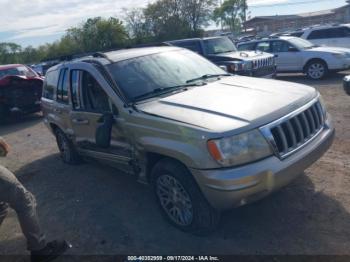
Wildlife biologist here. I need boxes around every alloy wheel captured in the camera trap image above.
[308,63,325,79]
[156,174,194,226]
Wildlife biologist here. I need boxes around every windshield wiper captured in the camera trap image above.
[133,82,205,102]
[186,73,231,84]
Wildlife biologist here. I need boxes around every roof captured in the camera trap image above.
[167,36,226,43]
[237,36,297,45]
[246,4,349,23]
[104,46,181,63]
[0,64,23,70]
[47,46,183,72]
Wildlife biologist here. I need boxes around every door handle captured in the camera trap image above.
[72,119,89,125]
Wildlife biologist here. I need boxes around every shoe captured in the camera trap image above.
[31,240,71,262]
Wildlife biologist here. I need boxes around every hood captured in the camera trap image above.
[309,46,350,54]
[137,76,317,134]
[0,75,43,88]
[215,50,273,61]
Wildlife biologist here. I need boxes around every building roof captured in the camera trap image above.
[246,4,349,24]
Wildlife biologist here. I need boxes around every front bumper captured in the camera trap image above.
[191,117,335,210]
[330,57,350,71]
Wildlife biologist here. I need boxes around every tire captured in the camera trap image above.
[151,158,221,235]
[54,128,81,164]
[305,60,328,80]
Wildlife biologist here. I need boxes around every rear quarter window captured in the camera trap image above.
[308,29,332,39]
[43,70,59,100]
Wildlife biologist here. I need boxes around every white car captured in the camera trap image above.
[237,36,350,79]
[299,24,350,49]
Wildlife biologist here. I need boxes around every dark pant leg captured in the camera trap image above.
[0,166,46,251]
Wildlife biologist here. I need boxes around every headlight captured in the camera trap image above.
[227,61,252,72]
[207,129,273,167]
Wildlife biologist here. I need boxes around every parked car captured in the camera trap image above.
[344,75,350,95]
[0,64,44,122]
[237,36,350,79]
[42,47,334,234]
[299,24,350,49]
[166,37,276,78]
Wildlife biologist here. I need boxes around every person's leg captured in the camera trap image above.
[0,166,46,251]
[0,202,9,226]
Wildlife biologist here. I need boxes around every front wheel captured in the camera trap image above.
[151,159,220,235]
[306,60,328,80]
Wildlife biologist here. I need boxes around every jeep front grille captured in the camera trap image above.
[261,100,325,159]
[253,57,274,69]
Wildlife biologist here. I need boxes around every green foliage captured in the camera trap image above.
[0,0,220,65]
[213,0,247,32]
[143,0,216,41]
[0,17,129,64]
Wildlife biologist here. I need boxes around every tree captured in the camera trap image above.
[70,17,129,53]
[141,0,217,41]
[123,8,153,44]
[182,0,218,33]
[0,43,22,64]
[213,0,247,32]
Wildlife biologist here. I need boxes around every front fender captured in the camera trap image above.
[137,136,218,169]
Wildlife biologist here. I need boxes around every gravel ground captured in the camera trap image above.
[0,72,349,256]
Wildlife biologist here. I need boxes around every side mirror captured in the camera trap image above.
[95,112,114,148]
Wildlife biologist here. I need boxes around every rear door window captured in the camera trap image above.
[57,68,69,104]
[43,70,59,100]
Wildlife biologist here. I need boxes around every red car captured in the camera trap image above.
[0,64,44,122]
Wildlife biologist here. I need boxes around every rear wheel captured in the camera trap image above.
[55,128,80,164]
[305,60,328,80]
[151,159,220,235]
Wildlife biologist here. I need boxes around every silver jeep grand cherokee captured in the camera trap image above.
[42,47,335,234]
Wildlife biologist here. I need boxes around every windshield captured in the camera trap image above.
[287,37,316,49]
[107,49,226,102]
[0,66,37,79]
[203,37,238,54]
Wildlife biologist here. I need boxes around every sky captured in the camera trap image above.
[0,0,347,47]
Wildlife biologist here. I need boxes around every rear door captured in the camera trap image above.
[53,68,72,131]
[68,65,133,173]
